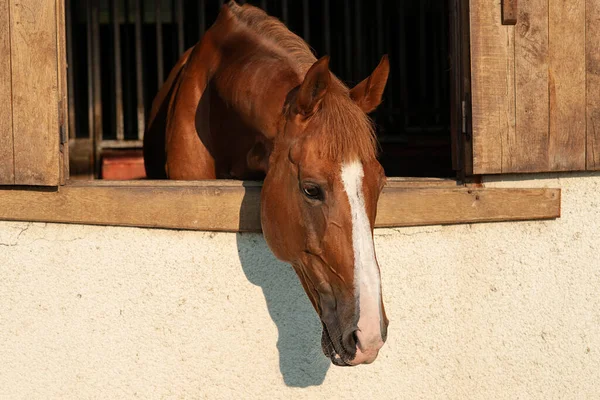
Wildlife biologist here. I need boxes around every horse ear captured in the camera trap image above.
[350,54,390,113]
[297,56,331,116]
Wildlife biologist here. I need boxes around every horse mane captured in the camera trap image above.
[226,1,378,161]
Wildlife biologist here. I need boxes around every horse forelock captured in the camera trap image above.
[313,92,378,162]
[288,90,378,163]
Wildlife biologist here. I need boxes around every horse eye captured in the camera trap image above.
[302,183,323,200]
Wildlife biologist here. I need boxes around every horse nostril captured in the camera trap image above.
[341,329,358,354]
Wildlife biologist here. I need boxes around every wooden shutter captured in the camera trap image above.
[0,0,66,186]
[469,0,599,174]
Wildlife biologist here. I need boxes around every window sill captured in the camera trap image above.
[0,179,561,232]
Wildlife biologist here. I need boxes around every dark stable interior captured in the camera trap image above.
[68,0,453,178]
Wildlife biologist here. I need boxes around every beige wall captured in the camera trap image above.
[1,173,599,399]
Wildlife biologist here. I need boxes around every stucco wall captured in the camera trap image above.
[1,173,599,399]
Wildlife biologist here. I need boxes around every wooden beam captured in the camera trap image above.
[469,0,515,174]
[57,0,69,184]
[0,182,561,232]
[10,0,60,185]
[548,0,586,170]
[0,0,14,184]
[513,0,549,172]
[587,0,600,170]
[111,0,125,142]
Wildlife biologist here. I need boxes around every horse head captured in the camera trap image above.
[256,55,391,366]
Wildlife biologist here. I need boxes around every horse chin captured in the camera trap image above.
[320,323,354,367]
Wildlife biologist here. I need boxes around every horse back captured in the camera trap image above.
[143,47,193,179]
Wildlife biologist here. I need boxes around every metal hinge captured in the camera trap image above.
[461,100,467,134]
[60,124,67,144]
[461,98,471,141]
[59,99,67,145]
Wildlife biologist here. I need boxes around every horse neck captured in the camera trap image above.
[213,52,305,139]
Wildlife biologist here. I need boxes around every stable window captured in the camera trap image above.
[0,0,567,231]
[66,0,454,179]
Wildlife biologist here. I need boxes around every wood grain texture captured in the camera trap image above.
[70,178,459,188]
[469,0,515,174]
[10,0,60,185]
[587,0,600,170]
[0,0,14,184]
[513,0,549,172]
[57,0,68,183]
[548,0,586,170]
[0,183,561,232]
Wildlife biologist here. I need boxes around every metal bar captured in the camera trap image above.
[91,0,103,178]
[134,0,145,140]
[302,0,309,43]
[155,0,164,87]
[86,2,93,140]
[397,3,407,120]
[419,0,427,129]
[344,3,351,79]
[282,0,288,25]
[175,0,184,55]
[433,1,443,124]
[323,0,330,54]
[66,0,76,139]
[260,0,267,11]
[354,0,363,79]
[375,0,383,57]
[112,0,125,141]
[198,0,206,38]
[123,0,134,139]
[99,140,145,149]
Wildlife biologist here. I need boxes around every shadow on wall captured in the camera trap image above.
[236,184,330,387]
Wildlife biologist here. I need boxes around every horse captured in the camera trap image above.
[144,1,390,366]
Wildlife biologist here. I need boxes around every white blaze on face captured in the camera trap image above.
[341,160,383,353]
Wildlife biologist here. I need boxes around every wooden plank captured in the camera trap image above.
[65,0,75,140]
[587,0,600,170]
[376,187,560,228]
[134,0,145,140]
[90,0,102,178]
[548,0,586,170]
[68,178,456,189]
[469,0,515,174]
[57,0,68,183]
[0,0,14,184]
[112,0,125,142]
[513,0,549,172]
[0,184,560,232]
[68,138,94,179]
[10,0,60,185]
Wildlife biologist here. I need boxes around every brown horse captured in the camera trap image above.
[144,1,390,366]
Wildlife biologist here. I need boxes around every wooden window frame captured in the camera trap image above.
[0,179,560,232]
[0,0,562,232]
